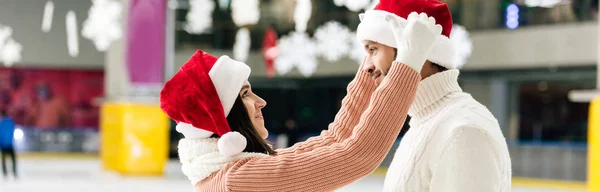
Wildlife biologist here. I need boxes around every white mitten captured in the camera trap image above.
[386,12,443,72]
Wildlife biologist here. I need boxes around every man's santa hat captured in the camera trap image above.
[356,0,457,69]
[160,50,251,157]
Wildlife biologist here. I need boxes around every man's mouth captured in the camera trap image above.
[371,72,381,80]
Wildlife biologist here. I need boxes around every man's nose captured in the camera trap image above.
[362,62,376,74]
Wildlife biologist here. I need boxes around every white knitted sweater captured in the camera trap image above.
[383,70,512,192]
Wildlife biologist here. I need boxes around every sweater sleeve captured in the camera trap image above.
[430,126,503,192]
[224,62,420,192]
[277,70,376,155]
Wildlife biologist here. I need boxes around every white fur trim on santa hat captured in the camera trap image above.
[208,56,251,117]
[356,11,458,69]
[217,132,247,157]
[176,122,214,139]
[356,10,401,49]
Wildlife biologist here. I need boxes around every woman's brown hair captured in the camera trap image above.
[224,96,277,155]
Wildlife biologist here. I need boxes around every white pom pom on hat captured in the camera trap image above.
[217,132,247,157]
[175,122,248,157]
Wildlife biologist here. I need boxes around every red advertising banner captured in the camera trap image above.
[0,68,104,130]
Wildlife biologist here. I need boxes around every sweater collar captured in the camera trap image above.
[408,69,463,119]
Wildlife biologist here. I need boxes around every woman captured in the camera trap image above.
[160,49,419,191]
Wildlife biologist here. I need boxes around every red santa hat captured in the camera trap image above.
[160,50,251,157]
[356,0,457,69]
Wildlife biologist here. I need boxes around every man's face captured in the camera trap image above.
[36,84,52,100]
[361,40,396,86]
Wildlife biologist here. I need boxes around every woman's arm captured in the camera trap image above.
[277,69,376,155]
[224,63,419,192]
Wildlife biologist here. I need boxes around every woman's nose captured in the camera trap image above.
[256,97,266,109]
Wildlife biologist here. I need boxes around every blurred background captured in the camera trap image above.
[0,0,598,191]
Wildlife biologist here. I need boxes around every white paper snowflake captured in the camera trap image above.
[81,0,122,52]
[0,24,22,66]
[294,0,312,32]
[314,21,352,62]
[0,39,22,67]
[0,25,12,46]
[231,0,260,27]
[275,32,318,77]
[42,1,55,32]
[185,0,215,34]
[345,0,371,12]
[334,0,372,12]
[449,24,472,69]
[233,28,251,62]
[367,0,379,10]
[66,11,79,57]
[349,32,366,65]
[334,0,345,6]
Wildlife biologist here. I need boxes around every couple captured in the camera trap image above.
[160,0,511,191]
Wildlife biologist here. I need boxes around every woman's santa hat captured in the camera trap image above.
[160,50,251,157]
[356,0,458,69]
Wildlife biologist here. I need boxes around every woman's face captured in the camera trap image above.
[239,81,268,139]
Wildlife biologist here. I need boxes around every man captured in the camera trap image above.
[27,83,71,129]
[0,109,17,180]
[356,0,512,191]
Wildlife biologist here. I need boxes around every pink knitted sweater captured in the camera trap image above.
[190,63,420,192]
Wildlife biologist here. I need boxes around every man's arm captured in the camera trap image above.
[430,126,505,192]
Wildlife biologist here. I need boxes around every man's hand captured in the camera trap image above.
[386,12,443,72]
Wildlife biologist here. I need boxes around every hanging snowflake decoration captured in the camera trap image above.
[294,0,312,32]
[0,24,22,66]
[275,31,318,77]
[42,1,55,32]
[66,11,80,57]
[0,39,22,67]
[314,21,352,62]
[185,0,215,34]
[449,24,472,69]
[334,0,372,12]
[231,0,260,27]
[334,0,345,6]
[81,0,123,52]
[349,32,366,65]
[0,25,12,47]
[344,0,371,12]
[233,28,251,62]
[367,0,379,10]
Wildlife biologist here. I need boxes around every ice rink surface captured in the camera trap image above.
[0,158,586,192]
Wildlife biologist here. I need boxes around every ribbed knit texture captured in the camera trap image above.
[383,69,512,192]
[184,62,420,192]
